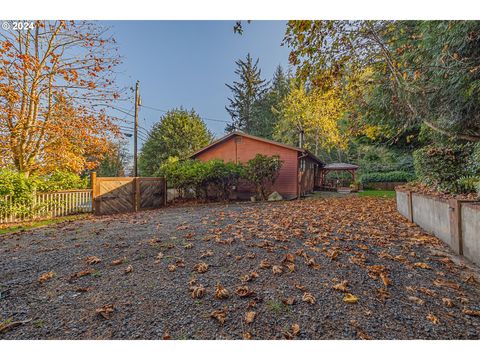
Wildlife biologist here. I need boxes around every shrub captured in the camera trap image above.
[36,170,89,192]
[413,144,475,193]
[457,176,480,194]
[158,157,245,201]
[360,171,416,185]
[245,154,283,200]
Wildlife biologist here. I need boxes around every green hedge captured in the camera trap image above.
[360,171,415,185]
[158,155,282,201]
[413,144,476,193]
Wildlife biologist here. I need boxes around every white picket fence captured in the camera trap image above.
[0,189,93,224]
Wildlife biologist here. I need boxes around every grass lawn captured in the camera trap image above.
[358,190,396,198]
[0,214,90,235]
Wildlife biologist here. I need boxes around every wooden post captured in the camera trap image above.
[407,191,414,222]
[448,199,463,255]
[91,172,97,213]
[134,177,141,212]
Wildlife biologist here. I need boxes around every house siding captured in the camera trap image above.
[194,134,299,199]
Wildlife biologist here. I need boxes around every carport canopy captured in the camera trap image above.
[318,162,359,189]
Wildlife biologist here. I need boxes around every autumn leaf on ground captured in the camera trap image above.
[85,256,101,265]
[69,269,94,281]
[282,253,295,263]
[325,249,340,260]
[433,278,460,290]
[380,273,392,287]
[332,280,349,292]
[462,308,480,317]
[259,259,271,269]
[282,297,296,305]
[235,285,254,298]
[462,274,477,284]
[111,258,125,266]
[442,298,454,308]
[162,332,171,340]
[350,320,372,340]
[414,262,431,270]
[124,265,133,274]
[246,252,256,259]
[302,292,316,304]
[200,250,213,258]
[243,332,253,340]
[214,283,229,299]
[417,287,436,297]
[286,263,296,272]
[38,271,55,284]
[272,265,283,275]
[96,304,114,319]
[191,285,206,299]
[377,287,390,301]
[284,324,300,339]
[210,309,227,324]
[426,313,439,324]
[343,293,359,304]
[176,259,185,268]
[408,296,425,306]
[193,262,209,273]
[167,264,177,272]
[294,283,306,291]
[245,311,256,324]
[184,243,193,249]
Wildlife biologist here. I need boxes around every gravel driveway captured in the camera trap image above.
[1,196,479,339]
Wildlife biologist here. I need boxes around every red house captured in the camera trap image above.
[190,131,324,199]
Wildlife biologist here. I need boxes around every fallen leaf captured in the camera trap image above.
[283,253,295,263]
[214,283,229,299]
[302,292,316,304]
[200,249,213,258]
[235,285,254,298]
[408,296,425,306]
[462,308,480,317]
[286,263,296,272]
[332,280,349,293]
[272,265,283,275]
[191,285,206,299]
[69,269,94,280]
[282,297,296,305]
[193,262,209,273]
[259,259,271,269]
[343,293,359,304]
[433,278,460,290]
[96,304,114,319]
[284,323,300,339]
[414,262,431,270]
[243,332,252,340]
[167,264,177,272]
[124,265,133,274]
[442,298,454,308]
[245,311,256,324]
[210,309,227,324]
[85,256,101,265]
[111,258,124,266]
[380,273,392,287]
[426,313,439,324]
[38,271,55,284]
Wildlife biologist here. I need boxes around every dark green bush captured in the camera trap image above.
[158,157,245,200]
[360,171,415,185]
[413,144,475,193]
[245,154,283,200]
[158,154,283,201]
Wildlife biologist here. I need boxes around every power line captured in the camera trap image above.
[140,104,230,124]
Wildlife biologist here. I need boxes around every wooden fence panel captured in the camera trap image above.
[139,178,167,209]
[93,176,166,215]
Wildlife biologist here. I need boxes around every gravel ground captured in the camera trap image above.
[1,196,479,340]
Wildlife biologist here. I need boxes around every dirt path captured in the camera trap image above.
[1,197,479,339]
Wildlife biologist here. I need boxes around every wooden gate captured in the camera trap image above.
[92,174,166,215]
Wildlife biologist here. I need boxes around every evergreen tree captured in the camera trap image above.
[251,65,290,139]
[225,54,268,133]
[139,108,213,176]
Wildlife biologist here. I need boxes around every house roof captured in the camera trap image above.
[190,131,324,165]
[323,162,359,171]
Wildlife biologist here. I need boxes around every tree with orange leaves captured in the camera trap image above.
[0,20,122,176]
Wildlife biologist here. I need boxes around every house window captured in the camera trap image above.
[300,158,305,171]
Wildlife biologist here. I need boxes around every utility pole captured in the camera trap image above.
[133,80,140,177]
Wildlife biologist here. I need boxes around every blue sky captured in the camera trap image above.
[102,21,291,143]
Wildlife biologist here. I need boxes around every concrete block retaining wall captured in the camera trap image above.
[396,190,480,266]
